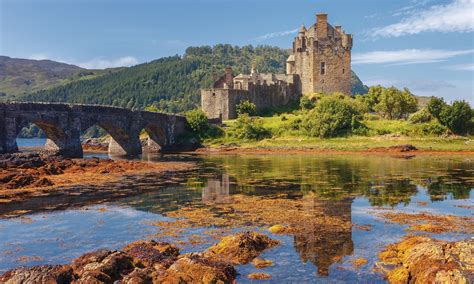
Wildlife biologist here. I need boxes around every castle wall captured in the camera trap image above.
[201,78,300,120]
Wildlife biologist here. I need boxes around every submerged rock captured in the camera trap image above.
[0,264,73,284]
[377,236,473,283]
[252,257,274,269]
[160,252,236,283]
[248,272,272,280]
[205,231,280,265]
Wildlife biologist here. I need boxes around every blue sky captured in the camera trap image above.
[1,0,473,103]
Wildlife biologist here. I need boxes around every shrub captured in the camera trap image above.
[427,98,472,135]
[186,109,209,137]
[228,114,270,140]
[374,87,418,119]
[236,100,257,116]
[300,96,315,110]
[408,108,433,124]
[409,121,448,136]
[302,96,360,138]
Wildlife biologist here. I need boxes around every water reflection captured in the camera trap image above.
[0,153,472,280]
[202,174,232,203]
[294,197,354,276]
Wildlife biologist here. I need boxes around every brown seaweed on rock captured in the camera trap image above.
[0,232,280,284]
[376,236,474,284]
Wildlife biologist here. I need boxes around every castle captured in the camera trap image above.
[201,13,353,120]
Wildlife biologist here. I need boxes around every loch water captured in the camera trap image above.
[1,140,473,282]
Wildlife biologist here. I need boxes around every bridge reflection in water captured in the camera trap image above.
[0,102,190,158]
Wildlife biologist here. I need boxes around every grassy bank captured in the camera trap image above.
[202,115,474,152]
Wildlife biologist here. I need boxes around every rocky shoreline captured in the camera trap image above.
[0,231,279,283]
[0,152,194,217]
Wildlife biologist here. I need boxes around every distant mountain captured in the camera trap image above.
[0,56,122,98]
[351,72,369,95]
[17,45,369,112]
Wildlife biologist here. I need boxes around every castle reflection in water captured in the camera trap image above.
[201,173,354,276]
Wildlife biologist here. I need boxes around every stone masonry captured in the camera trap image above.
[0,102,189,158]
[201,12,352,120]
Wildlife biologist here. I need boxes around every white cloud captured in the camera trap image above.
[77,56,138,69]
[352,49,474,65]
[371,0,474,38]
[254,28,298,41]
[446,63,474,70]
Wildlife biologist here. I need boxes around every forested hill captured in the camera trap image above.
[22,45,369,113]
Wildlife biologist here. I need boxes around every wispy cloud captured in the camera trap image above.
[370,0,474,38]
[77,56,138,69]
[254,28,298,41]
[445,63,474,71]
[352,49,474,65]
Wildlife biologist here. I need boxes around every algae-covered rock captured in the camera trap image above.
[123,240,179,269]
[377,236,473,283]
[72,249,134,283]
[252,257,274,269]
[205,231,280,264]
[0,265,73,284]
[248,272,272,280]
[160,252,236,283]
[268,224,292,234]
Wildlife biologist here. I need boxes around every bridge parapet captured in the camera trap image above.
[0,102,190,158]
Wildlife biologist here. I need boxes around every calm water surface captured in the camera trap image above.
[1,139,473,282]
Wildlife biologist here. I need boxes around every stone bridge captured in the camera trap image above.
[0,102,191,158]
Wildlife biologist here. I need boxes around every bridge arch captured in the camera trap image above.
[0,102,190,158]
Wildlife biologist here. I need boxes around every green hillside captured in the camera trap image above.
[0,56,122,99]
[21,45,369,113]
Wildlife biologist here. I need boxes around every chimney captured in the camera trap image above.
[335,25,342,34]
[224,67,233,88]
[316,13,328,38]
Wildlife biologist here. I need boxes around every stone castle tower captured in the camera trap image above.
[286,13,353,95]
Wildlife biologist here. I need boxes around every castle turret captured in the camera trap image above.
[290,12,352,95]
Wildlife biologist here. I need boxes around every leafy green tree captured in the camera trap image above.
[427,98,472,134]
[236,100,257,116]
[439,100,472,134]
[303,95,360,138]
[364,85,384,111]
[374,87,417,119]
[427,97,447,121]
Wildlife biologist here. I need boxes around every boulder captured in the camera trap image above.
[122,240,179,269]
[205,231,280,264]
[72,249,134,283]
[377,236,473,283]
[0,265,73,284]
[160,253,236,283]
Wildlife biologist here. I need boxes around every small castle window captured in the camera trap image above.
[342,68,345,74]
[320,62,326,75]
